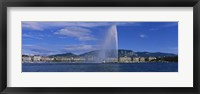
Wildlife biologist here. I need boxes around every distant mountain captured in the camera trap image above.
[49,53,77,57]
[22,54,29,57]
[118,49,137,57]
[48,50,177,58]
[135,52,177,57]
[118,50,176,57]
[79,50,100,57]
[79,49,138,57]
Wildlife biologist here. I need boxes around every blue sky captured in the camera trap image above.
[22,22,178,55]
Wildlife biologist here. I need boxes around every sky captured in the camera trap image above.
[22,22,178,56]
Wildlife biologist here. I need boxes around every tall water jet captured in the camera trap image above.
[99,24,118,63]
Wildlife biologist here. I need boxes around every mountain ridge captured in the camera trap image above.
[48,49,177,57]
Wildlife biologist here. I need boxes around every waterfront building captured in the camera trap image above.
[55,57,73,61]
[33,56,42,61]
[132,57,140,62]
[22,56,32,62]
[65,57,73,61]
[119,57,132,62]
[148,57,156,61]
[139,57,146,62]
[86,57,95,61]
[73,57,86,62]
[41,57,55,61]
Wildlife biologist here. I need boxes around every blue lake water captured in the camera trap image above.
[22,62,178,72]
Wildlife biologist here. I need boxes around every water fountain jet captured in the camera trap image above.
[98,24,118,63]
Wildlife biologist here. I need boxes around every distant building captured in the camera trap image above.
[41,57,55,61]
[148,57,156,61]
[86,57,95,61]
[119,57,132,62]
[73,57,86,62]
[55,57,73,61]
[139,57,145,62]
[132,57,140,62]
[22,56,32,62]
[33,56,42,61]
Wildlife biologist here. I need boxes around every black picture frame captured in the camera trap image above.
[0,0,200,94]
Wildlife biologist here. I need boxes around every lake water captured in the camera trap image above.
[22,62,178,72]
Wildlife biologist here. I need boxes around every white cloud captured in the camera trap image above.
[23,33,52,40]
[162,23,178,28]
[23,44,34,47]
[149,28,158,31]
[22,22,44,31]
[139,34,147,38]
[23,34,43,39]
[22,22,138,31]
[54,27,96,41]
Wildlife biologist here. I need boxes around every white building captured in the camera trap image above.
[132,57,140,62]
[148,57,156,61]
[22,56,32,62]
[139,57,146,62]
[33,56,42,61]
[119,57,132,62]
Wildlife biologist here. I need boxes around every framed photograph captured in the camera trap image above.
[1,0,200,94]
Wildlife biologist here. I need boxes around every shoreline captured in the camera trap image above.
[22,61,178,64]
